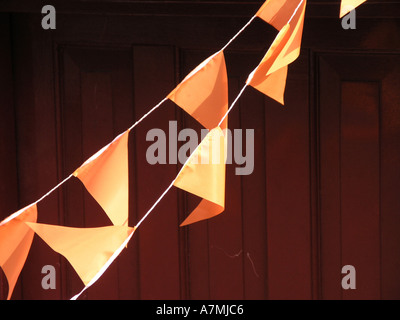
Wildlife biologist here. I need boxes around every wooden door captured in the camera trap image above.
[318,53,400,299]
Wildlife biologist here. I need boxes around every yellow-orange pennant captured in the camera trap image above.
[25,222,135,287]
[73,130,130,226]
[256,0,303,31]
[0,204,37,300]
[174,127,226,226]
[247,0,306,104]
[168,50,228,130]
[340,0,367,18]
[247,24,291,104]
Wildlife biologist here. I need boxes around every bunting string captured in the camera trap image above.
[218,82,248,128]
[128,97,169,132]
[1,5,254,227]
[0,0,368,300]
[220,14,258,52]
[0,0,300,300]
[1,0,306,227]
[70,227,136,300]
[127,0,308,236]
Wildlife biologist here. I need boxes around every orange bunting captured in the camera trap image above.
[25,222,135,287]
[168,50,228,130]
[256,0,303,31]
[0,0,376,300]
[0,204,37,300]
[247,24,291,104]
[174,127,226,226]
[248,0,306,104]
[73,130,130,226]
[340,0,367,18]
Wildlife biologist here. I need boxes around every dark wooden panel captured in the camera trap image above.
[2,2,399,300]
[318,56,342,299]
[303,17,400,52]
[181,50,269,300]
[340,82,380,300]
[1,0,399,19]
[59,45,137,299]
[58,47,87,298]
[0,13,19,300]
[181,50,215,300]
[239,78,268,300]
[79,63,120,299]
[264,51,313,299]
[132,46,182,299]
[380,57,400,300]
[11,14,64,300]
[207,77,245,300]
[318,53,400,300]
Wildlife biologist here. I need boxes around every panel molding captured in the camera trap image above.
[316,51,400,299]
[1,1,399,19]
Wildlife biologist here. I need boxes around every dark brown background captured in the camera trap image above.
[0,0,399,300]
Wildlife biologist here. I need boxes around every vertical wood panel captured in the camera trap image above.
[3,6,399,300]
[59,48,87,298]
[318,53,400,300]
[59,46,137,299]
[0,13,19,300]
[208,77,244,300]
[318,56,342,299]
[12,15,63,300]
[80,71,120,299]
[265,53,312,299]
[240,85,268,300]
[340,82,381,299]
[111,50,139,300]
[132,46,181,299]
[181,50,212,300]
[380,58,400,300]
[182,50,270,300]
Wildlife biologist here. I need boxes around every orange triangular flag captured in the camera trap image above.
[168,50,228,130]
[247,24,291,104]
[247,0,306,104]
[256,0,303,31]
[25,222,135,287]
[0,204,37,300]
[272,0,306,72]
[340,0,366,18]
[174,127,226,226]
[73,130,130,226]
